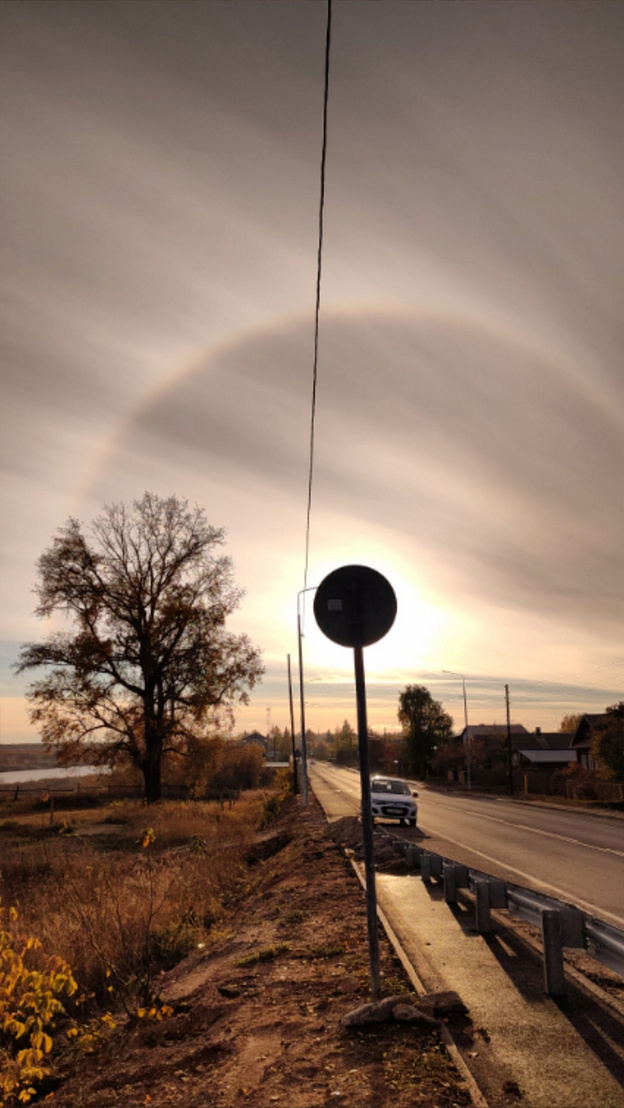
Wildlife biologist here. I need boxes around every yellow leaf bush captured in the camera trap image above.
[0,901,77,1106]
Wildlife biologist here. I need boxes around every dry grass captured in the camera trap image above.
[0,791,273,1014]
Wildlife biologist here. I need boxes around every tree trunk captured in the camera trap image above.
[142,743,163,804]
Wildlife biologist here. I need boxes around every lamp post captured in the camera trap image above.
[297,586,319,807]
[443,670,471,790]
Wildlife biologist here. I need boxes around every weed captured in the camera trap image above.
[299,943,345,961]
[260,794,282,829]
[278,910,306,928]
[236,943,291,967]
[0,900,77,1105]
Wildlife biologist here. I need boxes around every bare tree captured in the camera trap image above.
[17,494,263,802]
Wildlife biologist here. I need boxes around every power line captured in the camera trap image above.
[303,0,332,601]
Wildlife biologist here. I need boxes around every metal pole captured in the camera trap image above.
[443,670,470,789]
[353,641,381,999]
[297,611,309,806]
[505,683,513,796]
[462,676,471,791]
[287,654,298,794]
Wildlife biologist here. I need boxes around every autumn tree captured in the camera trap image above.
[334,719,357,766]
[266,725,293,761]
[591,703,624,781]
[398,684,454,778]
[17,494,264,803]
[559,713,583,733]
[430,735,466,777]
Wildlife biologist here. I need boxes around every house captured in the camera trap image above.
[568,713,610,770]
[513,728,577,772]
[240,730,268,755]
[457,724,532,748]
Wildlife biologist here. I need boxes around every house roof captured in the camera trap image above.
[242,730,267,744]
[534,732,574,750]
[462,724,529,738]
[517,749,577,765]
[459,724,537,751]
[570,713,610,748]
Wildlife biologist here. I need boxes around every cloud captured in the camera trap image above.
[1,2,622,737]
[87,310,621,642]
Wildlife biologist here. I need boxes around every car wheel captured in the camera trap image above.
[409,817,417,827]
[399,818,406,826]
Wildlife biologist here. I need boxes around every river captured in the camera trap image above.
[0,766,109,785]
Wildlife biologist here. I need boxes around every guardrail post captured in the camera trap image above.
[475,879,493,933]
[542,909,565,996]
[421,851,432,882]
[454,864,469,889]
[407,844,421,869]
[443,863,457,904]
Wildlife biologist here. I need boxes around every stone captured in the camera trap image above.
[336,975,360,995]
[341,994,438,1027]
[392,1003,438,1025]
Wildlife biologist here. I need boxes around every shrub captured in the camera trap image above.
[0,901,77,1105]
[0,796,266,1019]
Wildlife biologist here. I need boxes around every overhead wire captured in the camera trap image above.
[302,0,332,609]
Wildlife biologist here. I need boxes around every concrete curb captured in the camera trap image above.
[349,857,489,1108]
[311,775,489,1106]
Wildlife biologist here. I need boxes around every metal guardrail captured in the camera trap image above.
[391,836,624,997]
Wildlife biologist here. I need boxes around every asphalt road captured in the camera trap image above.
[309,762,624,926]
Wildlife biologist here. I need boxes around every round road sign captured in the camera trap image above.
[313,565,397,648]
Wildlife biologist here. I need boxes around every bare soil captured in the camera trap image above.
[50,795,472,1108]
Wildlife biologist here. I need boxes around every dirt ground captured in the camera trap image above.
[50,794,473,1108]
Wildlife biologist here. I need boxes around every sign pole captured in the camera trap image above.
[313,564,396,1000]
[353,640,381,999]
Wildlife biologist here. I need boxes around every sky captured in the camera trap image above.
[1,1,622,746]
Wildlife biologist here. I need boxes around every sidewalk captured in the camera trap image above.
[311,770,624,1108]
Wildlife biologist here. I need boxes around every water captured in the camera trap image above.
[0,765,108,785]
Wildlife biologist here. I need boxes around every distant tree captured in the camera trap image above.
[398,685,454,778]
[17,494,264,803]
[334,719,357,766]
[591,703,624,781]
[430,736,466,777]
[380,736,405,776]
[266,725,292,761]
[560,713,583,733]
[313,739,331,762]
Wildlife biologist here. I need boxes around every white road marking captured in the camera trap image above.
[422,805,624,858]
[311,768,624,926]
[418,824,624,928]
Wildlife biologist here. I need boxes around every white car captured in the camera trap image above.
[369,776,418,827]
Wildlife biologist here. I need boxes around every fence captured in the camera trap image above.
[0,782,190,802]
[390,834,624,997]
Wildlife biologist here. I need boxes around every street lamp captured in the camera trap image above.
[442,670,471,791]
[297,586,319,807]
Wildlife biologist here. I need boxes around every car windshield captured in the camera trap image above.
[371,779,410,795]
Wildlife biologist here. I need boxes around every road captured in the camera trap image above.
[309,762,624,926]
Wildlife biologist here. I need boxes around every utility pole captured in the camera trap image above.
[296,586,319,808]
[297,611,309,806]
[287,654,298,794]
[505,683,513,796]
[443,670,471,789]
